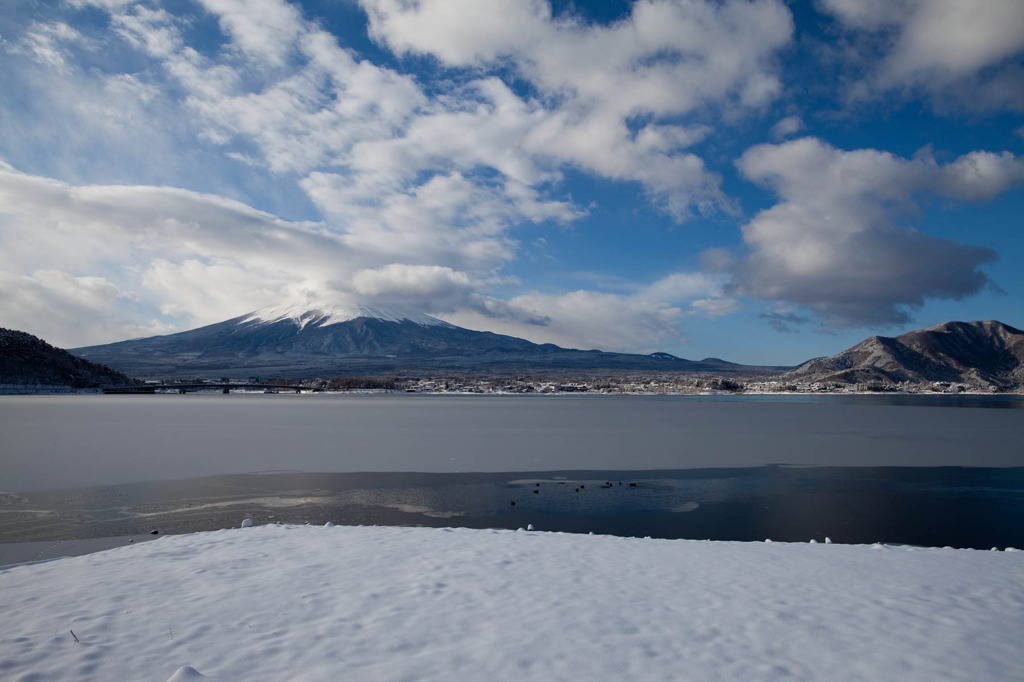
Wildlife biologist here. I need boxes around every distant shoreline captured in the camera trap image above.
[2,382,1022,396]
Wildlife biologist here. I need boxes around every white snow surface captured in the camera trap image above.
[1,525,1022,682]
[241,301,449,329]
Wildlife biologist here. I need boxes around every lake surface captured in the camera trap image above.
[2,393,1022,551]
[2,393,1022,492]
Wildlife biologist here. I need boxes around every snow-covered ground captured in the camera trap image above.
[1,525,1021,682]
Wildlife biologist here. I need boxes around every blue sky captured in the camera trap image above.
[0,0,1022,365]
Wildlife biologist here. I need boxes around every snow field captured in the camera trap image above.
[1,524,1022,681]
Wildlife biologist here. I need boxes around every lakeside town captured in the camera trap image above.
[105,373,1023,395]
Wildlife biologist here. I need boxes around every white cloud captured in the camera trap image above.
[0,164,372,340]
[770,116,804,140]
[0,159,732,352]
[86,0,425,177]
[14,0,1017,356]
[362,0,551,65]
[362,0,792,112]
[9,21,87,71]
[688,298,743,319]
[140,258,292,324]
[360,0,794,219]
[442,271,734,352]
[640,272,729,304]
[62,0,585,276]
[0,164,350,274]
[818,0,1024,109]
[197,0,305,67]
[0,165,581,347]
[1,17,203,188]
[730,138,1022,326]
[445,290,684,353]
[302,170,565,270]
[344,264,478,312]
[0,270,173,348]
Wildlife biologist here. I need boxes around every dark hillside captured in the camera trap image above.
[784,321,1024,389]
[0,328,137,388]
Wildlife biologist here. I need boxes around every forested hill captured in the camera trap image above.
[0,328,137,388]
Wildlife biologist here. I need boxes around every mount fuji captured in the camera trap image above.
[71,302,751,379]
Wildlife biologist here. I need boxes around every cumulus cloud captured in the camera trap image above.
[445,290,685,353]
[0,159,733,352]
[198,0,306,67]
[83,0,760,234]
[342,264,481,313]
[770,116,804,140]
[0,270,173,348]
[443,272,735,352]
[302,169,575,270]
[730,138,1022,326]
[0,0,810,352]
[360,0,794,218]
[362,0,792,111]
[818,0,1024,109]
[33,1,1020,356]
[95,0,425,175]
[50,0,581,274]
[140,258,292,323]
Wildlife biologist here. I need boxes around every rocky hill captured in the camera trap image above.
[784,321,1024,389]
[0,328,137,389]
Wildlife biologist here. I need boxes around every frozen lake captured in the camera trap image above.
[2,393,1022,492]
[2,393,1023,551]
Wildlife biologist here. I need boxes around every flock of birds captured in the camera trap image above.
[510,479,638,507]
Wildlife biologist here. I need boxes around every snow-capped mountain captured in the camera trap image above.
[71,303,743,378]
[240,302,451,330]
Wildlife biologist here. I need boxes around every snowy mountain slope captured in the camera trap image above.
[239,302,451,329]
[785,320,1024,388]
[71,303,747,378]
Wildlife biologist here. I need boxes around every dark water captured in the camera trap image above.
[3,467,1023,550]
[2,394,1023,550]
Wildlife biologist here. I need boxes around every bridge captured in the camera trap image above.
[102,383,316,394]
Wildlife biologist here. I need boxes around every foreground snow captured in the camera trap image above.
[1,526,1022,681]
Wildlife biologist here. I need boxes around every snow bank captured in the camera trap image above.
[1,525,1021,681]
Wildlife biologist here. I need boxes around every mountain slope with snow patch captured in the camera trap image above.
[71,303,745,378]
[785,320,1024,388]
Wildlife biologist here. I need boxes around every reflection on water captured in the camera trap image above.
[4,467,1023,550]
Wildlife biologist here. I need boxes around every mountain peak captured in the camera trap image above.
[922,320,1021,336]
[69,304,728,379]
[786,319,1024,388]
[240,301,451,330]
